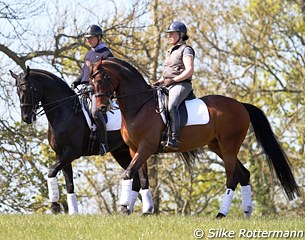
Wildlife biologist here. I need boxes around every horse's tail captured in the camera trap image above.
[242,103,300,200]
[179,150,198,171]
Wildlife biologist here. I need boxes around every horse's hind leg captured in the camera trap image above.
[62,164,78,214]
[211,150,252,218]
[236,161,252,218]
[209,142,241,218]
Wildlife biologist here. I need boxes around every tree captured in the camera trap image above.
[0,0,303,215]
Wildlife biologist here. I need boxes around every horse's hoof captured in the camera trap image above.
[51,202,61,214]
[216,213,226,219]
[244,212,251,219]
[142,206,154,216]
[142,211,154,217]
[120,205,131,216]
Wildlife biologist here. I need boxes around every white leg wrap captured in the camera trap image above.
[127,191,139,213]
[219,188,234,216]
[140,189,154,213]
[241,185,252,218]
[47,177,59,202]
[119,179,133,206]
[67,193,78,215]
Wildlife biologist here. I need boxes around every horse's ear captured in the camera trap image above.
[9,70,18,79]
[26,65,30,75]
[86,60,93,76]
[85,60,92,68]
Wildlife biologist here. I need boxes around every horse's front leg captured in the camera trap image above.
[47,148,80,214]
[47,156,64,214]
[62,164,78,215]
[127,162,154,215]
[138,163,154,214]
[120,149,152,215]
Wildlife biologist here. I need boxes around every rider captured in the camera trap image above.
[72,24,113,155]
[154,21,195,150]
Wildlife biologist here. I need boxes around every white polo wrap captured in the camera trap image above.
[127,191,139,213]
[119,179,133,206]
[140,189,154,213]
[67,193,78,215]
[47,177,59,202]
[241,185,252,217]
[219,188,234,216]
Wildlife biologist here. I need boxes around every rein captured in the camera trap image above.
[112,89,155,112]
[104,87,166,113]
[92,67,157,112]
[91,63,166,113]
[21,78,88,118]
[36,94,81,117]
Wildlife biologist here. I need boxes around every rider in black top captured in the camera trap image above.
[72,25,113,155]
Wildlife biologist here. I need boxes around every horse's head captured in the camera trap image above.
[10,66,38,124]
[90,59,115,112]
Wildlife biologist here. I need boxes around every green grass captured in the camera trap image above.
[0,214,304,240]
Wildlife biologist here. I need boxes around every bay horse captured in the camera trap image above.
[90,57,300,218]
[10,67,154,215]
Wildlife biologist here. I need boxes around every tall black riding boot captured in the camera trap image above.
[165,107,180,150]
[94,112,109,156]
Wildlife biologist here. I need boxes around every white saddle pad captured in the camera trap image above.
[81,101,121,131]
[160,98,210,126]
[185,98,209,125]
[106,108,121,131]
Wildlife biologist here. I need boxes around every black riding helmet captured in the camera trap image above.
[84,25,103,38]
[165,21,189,41]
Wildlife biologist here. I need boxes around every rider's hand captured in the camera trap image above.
[153,80,164,86]
[86,85,93,93]
[71,80,80,90]
[163,78,176,87]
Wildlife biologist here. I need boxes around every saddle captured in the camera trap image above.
[157,87,196,127]
[79,93,107,152]
[155,87,209,151]
[75,89,122,152]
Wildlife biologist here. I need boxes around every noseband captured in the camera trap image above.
[17,78,39,117]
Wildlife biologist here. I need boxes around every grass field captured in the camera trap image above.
[0,214,304,240]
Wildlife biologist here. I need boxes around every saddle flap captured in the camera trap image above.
[156,88,209,127]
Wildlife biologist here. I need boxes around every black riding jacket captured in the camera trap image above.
[76,43,113,84]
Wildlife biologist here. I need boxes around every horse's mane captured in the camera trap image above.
[30,68,73,93]
[105,58,146,82]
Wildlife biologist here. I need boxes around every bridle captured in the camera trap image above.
[17,73,84,120]
[17,76,39,119]
[90,67,114,99]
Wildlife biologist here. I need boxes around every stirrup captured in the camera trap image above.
[164,138,180,150]
[99,144,109,156]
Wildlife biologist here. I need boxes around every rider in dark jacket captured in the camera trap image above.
[72,25,113,155]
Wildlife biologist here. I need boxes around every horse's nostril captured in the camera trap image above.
[23,115,32,124]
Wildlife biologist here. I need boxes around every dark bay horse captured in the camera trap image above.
[90,58,300,218]
[10,67,154,215]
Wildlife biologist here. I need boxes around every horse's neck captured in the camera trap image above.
[39,81,76,123]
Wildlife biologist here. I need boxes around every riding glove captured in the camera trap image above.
[71,80,80,90]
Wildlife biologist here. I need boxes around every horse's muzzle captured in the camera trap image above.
[22,113,36,124]
[23,115,33,124]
